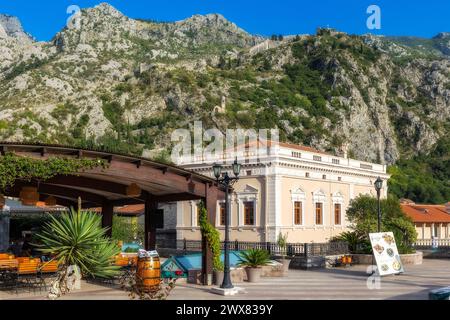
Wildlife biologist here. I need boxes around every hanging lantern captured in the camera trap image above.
[126,183,141,197]
[0,194,5,209]
[19,187,40,206]
[44,196,57,207]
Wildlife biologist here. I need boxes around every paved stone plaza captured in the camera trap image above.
[1,259,449,300]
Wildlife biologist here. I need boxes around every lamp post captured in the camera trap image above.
[374,177,383,233]
[213,158,241,289]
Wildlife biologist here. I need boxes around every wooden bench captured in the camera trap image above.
[40,260,59,274]
[17,257,31,264]
[17,261,46,292]
[18,261,39,275]
[0,254,13,260]
[0,259,18,270]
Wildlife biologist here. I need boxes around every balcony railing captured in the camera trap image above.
[169,240,349,257]
[413,239,450,248]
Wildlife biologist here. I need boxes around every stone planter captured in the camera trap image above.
[214,270,224,286]
[277,259,291,274]
[351,251,423,265]
[399,252,423,265]
[189,268,244,285]
[290,256,325,270]
[245,267,262,282]
[67,265,81,290]
[351,254,375,265]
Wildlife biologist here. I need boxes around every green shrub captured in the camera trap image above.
[198,202,223,271]
[0,120,7,130]
[346,195,417,254]
[277,232,289,258]
[36,208,121,278]
[330,231,371,254]
[112,215,144,244]
[238,249,271,268]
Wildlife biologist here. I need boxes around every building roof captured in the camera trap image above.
[0,198,66,214]
[0,142,223,209]
[237,139,327,155]
[401,204,450,223]
[277,141,326,155]
[92,204,145,217]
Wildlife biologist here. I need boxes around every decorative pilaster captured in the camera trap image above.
[176,202,184,241]
[266,174,281,242]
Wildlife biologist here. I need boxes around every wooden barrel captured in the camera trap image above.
[136,256,161,291]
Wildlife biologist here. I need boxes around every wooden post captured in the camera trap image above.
[101,201,114,238]
[145,195,158,251]
[202,184,218,286]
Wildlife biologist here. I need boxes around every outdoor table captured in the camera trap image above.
[0,260,19,290]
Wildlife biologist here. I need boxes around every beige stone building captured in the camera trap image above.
[401,201,450,240]
[174,141,389,243]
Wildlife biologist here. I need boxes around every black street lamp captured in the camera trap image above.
[213,158,241,289]
[374,177,383,233]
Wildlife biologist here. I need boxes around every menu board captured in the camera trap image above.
[369,232,404,276]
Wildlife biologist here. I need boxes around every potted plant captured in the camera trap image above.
[35,208,121,299]
[238,249,271,282]
[213,264,225,286]
[277,232,290,273]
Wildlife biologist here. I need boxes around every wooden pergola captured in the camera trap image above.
[0,142,224,285]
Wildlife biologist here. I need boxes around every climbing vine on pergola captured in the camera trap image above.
[0,153,108,191]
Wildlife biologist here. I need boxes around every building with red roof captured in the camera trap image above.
[401,200,450,239]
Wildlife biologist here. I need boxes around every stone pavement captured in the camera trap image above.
[1,259,449,300]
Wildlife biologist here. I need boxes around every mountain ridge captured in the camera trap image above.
[0,3,449,203]
[2,3,449,48]
[0,4,448,165]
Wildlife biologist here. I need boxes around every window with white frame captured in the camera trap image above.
[312,190,327,226]
[218,201,226,226]
[190,200,201,227]
[291,188,306,226]
[315,203,323,225]
[236,185,258,227]
[243,201,255,226]
[332,192,344,226]
[294,201,303,225]
[334,203,342,225]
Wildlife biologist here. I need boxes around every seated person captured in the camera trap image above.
[21,234,33,256]
[8,239,22,256]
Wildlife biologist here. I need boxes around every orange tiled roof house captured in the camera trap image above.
[401,200,450,240]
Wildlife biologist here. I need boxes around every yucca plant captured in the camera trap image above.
[331,231,371,254]
[277,232,289,259]
[35,208,121,299]
[238,249,271,268]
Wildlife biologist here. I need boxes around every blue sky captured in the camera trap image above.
[0,0,449,41]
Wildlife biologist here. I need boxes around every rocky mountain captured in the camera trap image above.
[0,4,449,196]
[0,14,32,42]
[363,32,450,60]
